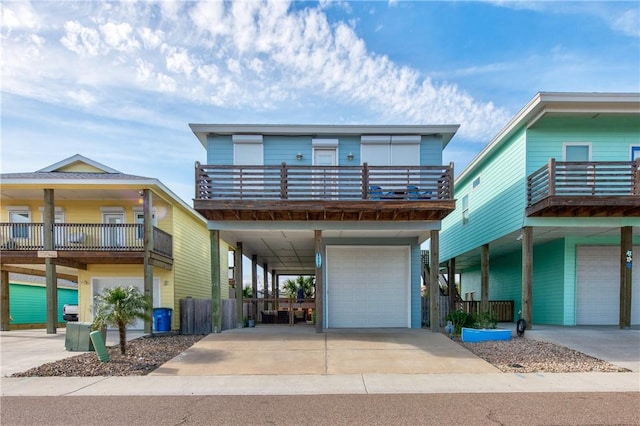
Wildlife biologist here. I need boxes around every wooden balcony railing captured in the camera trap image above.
[0,223,172,257]
[195,162,454,201]
[527,159,640,206]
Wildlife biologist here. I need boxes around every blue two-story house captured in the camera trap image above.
[190,124,459,331]
[440,92,639,328]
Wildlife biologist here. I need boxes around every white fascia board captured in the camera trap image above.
[455,92,640,185]
[37,154,121,173]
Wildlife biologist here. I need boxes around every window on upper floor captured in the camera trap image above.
[461,194,469,225]
[133,209,157,240]
[233,134,263,165]
[472,176,481,189]
[631,146,640,161]
[7,207,31,239]
[563,143,591,161]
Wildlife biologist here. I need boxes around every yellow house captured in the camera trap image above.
[0,154,232,331]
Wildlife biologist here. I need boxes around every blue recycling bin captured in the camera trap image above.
[153,308,172,332]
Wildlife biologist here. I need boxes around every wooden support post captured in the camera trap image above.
[263,263,269,312]
[548,158,556,197]
[480,244,489,313]
[620,226,633,329]
[251,254,258,320]
[448,258,456,313]
[272,269,277,310]
[522,227,533,330]
[315,230,323,333]
[210,230,221,333]
[430,230,440,332]
[235,242,243,328]
[44,189,58,334]
[143,189,154,334]
[1,270,10,331]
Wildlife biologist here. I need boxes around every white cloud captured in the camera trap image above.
[0,1,41,31]
[67,89,97,106]
[4,1,514,141]
[164,46,195,76]
[60,20,104,56]
[138,27,164,49]
[100,21,139,52]
[614,8,640,37]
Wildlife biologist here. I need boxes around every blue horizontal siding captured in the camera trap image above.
[9,284,78,324]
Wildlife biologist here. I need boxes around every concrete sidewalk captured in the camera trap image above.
[1,324,639,396]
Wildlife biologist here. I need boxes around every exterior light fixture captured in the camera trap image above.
[296,152,303,160]
[347,152,354,161]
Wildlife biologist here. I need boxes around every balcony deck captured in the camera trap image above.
[526,159,640,217]
[0,223,173,270]
[194,163,456,221]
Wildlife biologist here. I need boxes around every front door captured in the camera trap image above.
[102,212,125,248]
[313,148,337,198]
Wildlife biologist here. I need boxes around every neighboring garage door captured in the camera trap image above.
[576,246,639,325]
[326,245,410,328]
[92,278,160,329]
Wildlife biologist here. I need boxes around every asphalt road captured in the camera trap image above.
[2,393,639,425]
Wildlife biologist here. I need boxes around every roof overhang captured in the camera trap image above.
[456,92,640,184]
[189,123,460,150]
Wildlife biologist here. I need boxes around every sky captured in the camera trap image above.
[2,0,640,205]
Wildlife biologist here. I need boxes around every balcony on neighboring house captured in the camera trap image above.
[526,159,640,217]
[0,223,173,269]
[194,162,456,221]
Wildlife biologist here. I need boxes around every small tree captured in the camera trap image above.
[92,286,152,355]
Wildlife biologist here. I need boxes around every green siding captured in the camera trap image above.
[9,283,77,324]
[441,129,526,261]
[459,239,566,324]
[532,239,565,325]
[527,116,640,174]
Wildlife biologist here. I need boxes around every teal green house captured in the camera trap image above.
[440,92,639,327]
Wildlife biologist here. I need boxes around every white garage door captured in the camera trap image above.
[92,278,160,330]
[326,245,410,328]
[576,246,639,325]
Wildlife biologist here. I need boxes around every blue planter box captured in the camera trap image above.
[462,328,511,342]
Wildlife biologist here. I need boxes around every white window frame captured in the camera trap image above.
[133,208,157,240]
[461,194,469,225]
[6,206,31,240]
[563,143,592,161]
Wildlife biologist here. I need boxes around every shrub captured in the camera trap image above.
[445,309,475,335]
[474,310,498,329]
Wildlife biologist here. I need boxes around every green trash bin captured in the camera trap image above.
[65,322,93,351]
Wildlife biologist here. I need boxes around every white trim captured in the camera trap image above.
[37,154,121,173]
[99,207,126,213]
[312,138,339,147]
[6,206,30,212]
[232,134,263,144]
[631,145,640,161]
[563,143,592,161]
[391,135,421,144]
[361,135,391,144]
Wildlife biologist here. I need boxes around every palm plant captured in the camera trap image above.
[92,285,152,355]
[281,275,315,298]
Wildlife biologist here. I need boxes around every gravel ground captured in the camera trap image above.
[11,333,204,377]
[10,331,628,377]
[455,336,629,373]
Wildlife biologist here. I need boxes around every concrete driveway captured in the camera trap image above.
[152,325,499,376]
